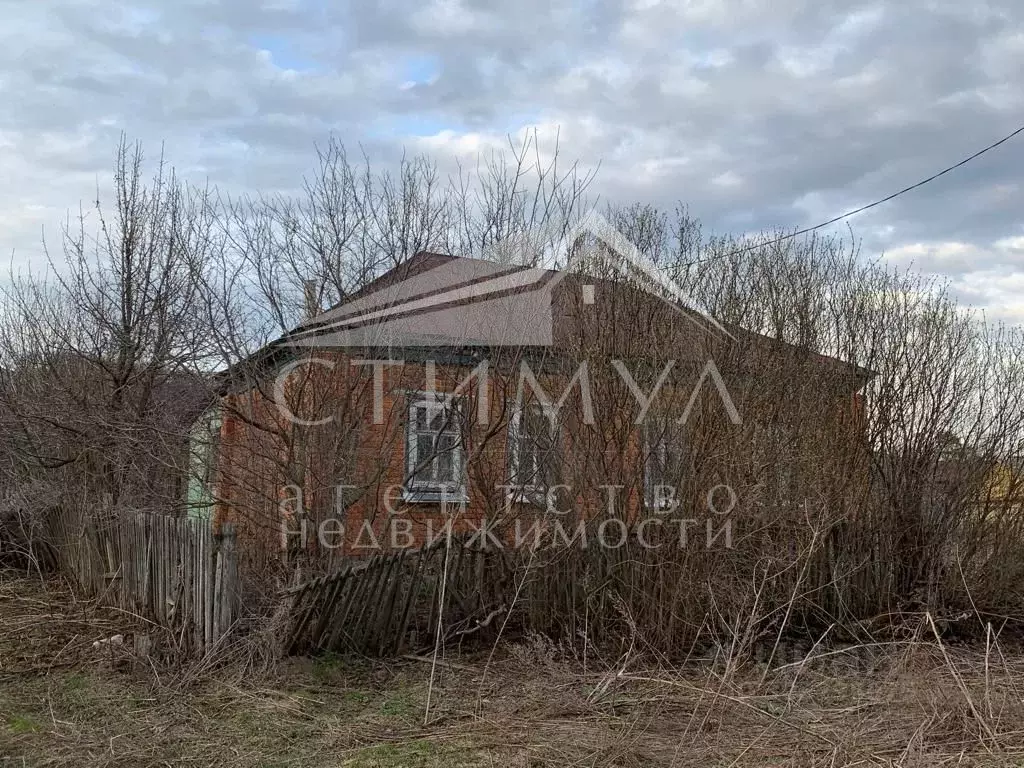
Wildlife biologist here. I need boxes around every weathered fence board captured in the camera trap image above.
[280,522,746,659]
[282,535,517,656]
[41,506,237,656]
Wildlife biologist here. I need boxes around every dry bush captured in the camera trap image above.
[477,206,1024,663]
[3,134,1023,676]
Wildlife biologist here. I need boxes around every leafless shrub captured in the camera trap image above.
[4,133,1023,676]
[0,138,216,580]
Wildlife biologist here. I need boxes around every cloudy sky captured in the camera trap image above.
[1,0,1022,322]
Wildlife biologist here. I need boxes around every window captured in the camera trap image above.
[754,421,797,504]
[644,421,684,511]
[187,408,221,520]
[507,402,559,504]
[405,393,465,501]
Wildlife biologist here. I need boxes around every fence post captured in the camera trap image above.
[217,523,237,642]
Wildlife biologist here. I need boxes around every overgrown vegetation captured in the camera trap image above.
[0,134,1023,764]
[3,573,1024,767]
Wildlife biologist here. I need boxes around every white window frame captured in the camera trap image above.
[644,423,681,512]
[404,391,467,502]
[187,407,222,520]
[507,401,559,505]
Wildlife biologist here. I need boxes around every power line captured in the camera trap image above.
[691,120,1024,264]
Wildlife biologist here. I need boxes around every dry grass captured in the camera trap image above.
[2,572,1024,767]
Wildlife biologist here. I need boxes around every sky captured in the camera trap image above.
[1,0,1022,323]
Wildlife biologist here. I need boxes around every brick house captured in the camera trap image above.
[195,251,871,579]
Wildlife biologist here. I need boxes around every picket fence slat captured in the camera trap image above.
[42,507,236,657]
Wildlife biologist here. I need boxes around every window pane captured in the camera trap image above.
[656,440,668,479]
[509,405,558,489]
[537,411,556,485]
[430,406,453,433]
[646,418,685,509]
[516,437,535,485]
[436,432,457,483]
[415,434,435,481]
[538,443,554,487]
[526,408,546,439]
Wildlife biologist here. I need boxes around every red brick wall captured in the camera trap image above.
[213,350,868,576]
[213,354,633,572]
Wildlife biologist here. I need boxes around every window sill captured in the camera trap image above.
[505,487,553,508]
[401,489,469,505]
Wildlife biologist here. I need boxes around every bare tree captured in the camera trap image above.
[6,132,1024,660]
[188,132,594,591]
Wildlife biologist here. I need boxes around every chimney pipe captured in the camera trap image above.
[303,279,320,320]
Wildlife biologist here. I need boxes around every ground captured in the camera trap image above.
[2,573,1024,767]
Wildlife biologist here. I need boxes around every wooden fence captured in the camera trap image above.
[43,506,238,655]
[281,523,750,659]
[282,535,515,656]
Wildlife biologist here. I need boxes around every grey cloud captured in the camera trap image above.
[0,0,1021,319]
